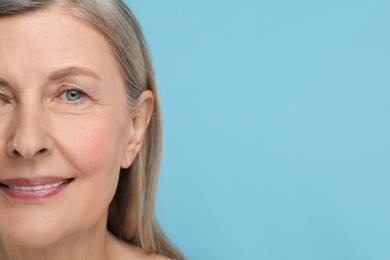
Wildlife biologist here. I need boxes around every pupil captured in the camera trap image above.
[67,90,81,101]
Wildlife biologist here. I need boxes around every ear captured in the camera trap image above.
[121,90,154,168]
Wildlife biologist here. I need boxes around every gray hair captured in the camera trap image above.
[0,0,184,259]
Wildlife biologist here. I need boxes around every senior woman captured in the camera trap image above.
[0,0,183,259]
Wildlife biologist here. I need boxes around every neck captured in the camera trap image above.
[0,216,110,260]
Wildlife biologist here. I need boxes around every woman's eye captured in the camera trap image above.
[0,95,9,106]
[60,89,85,102]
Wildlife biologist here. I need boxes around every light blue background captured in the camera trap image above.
[127,1,390,259]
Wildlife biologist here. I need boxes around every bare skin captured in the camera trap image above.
[0,7,167,260]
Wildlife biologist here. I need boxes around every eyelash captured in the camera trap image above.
[0,89,88,108]
[56,88,87,106]
[0,94,10,105]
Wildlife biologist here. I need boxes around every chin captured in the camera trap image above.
[0,212,73,249]
[0,205,107,250]
[1,223,64,249]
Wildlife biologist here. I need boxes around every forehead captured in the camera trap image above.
[0,9,122,85]
[0,9,108,51]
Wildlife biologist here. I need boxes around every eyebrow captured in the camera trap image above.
[0,66,100,88]
[48,66,101,81]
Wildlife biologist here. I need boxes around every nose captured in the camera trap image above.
[7,106,53,159]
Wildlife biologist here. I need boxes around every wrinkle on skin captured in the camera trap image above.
[0,8,155,260]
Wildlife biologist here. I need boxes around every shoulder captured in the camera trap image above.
[106,232,172,260]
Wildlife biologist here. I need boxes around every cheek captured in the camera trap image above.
[52,116,127,177]
[45,117,127,232]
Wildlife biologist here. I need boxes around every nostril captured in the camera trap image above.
[11,149,21,157]
[10,145,51,159]
[37,148,49,154]
[11,145,22,157]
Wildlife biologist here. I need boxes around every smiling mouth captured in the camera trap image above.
[0,178,74,191]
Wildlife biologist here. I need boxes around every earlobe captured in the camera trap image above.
[121,90,154,169]
[121,148,135,169]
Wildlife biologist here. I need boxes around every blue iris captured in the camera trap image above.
[66,90,83,101]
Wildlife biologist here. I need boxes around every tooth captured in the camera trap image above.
[32,185,44,191]
[7,180,69,191]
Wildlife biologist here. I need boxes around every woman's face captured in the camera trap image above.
[0,9,138,247]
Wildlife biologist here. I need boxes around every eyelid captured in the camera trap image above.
[55,87,88,105]
[0,93,14,114]
[0,93,10,103]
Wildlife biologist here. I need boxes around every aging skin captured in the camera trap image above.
[0,8,163,260]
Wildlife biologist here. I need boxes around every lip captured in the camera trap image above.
[0,176,74,201]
